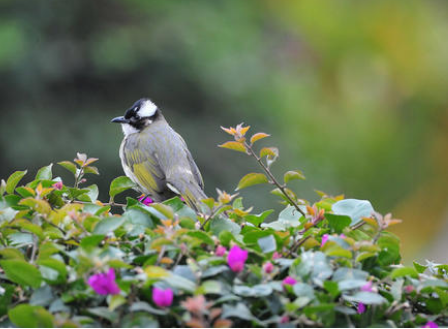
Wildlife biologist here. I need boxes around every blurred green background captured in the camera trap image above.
[0,0,447,263]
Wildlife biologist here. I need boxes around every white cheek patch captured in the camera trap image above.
[138,100,158,118]
[121,123,139,136]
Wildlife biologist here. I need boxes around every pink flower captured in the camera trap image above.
[87,268,120,295]
[138,195,154,205]
[263,262,274,274]
[361,281,373,292]
[215,245,227,257]
[280,315,289,323]
[282,276,297,286]
[404,285,415,293]
[321,234,329,247]
[152,287,174,308]
[227,245,248,273]
[272,251,281,259]
[357,303,366,314]
[422,321,438,328]
[52,181,63,190]
[340,234,346,239]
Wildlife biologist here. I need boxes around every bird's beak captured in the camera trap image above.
[111,116,129,124]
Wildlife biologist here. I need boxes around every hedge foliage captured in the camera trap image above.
[0,124,446,328]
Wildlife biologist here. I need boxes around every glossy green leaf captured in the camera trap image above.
[332,199,374,225]
[8,304,54,328]
[93,216,125,235]
[236,173,268,191]
[218,141,247,153]
[343,291,386,305]
[257,234,276,253]
[0,259,42,288]
[390,266,419,279]
[109,176,135,198]
[284,170,305,183]
[6,170,27,194]
[35,164,53,181]
[326,214,351,234]
[57,161,77,175]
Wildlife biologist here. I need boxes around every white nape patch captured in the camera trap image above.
[138,99,158,118]
[121,123,139,136]
[167,183,181,195]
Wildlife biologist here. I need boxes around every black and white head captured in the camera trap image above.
[111,98,160,136]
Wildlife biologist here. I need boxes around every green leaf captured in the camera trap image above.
[218,141,247,153]
[83,166,100,175]
[332,199,374,225]
[77,184,99,202]
[343,291,386,305]
[0,248,25,260]
[257,234,277,253]
[261,205,304,231]
[87,307,118,323]
[236,173,268,191]
[93,217,125,235]
[413,261,427,274]
[8,304,54,328]
[6,170,27,194]
[390,266,419,279]
[163,274,196,293]
[57,161,77,175]
[324,281,340,299]
[37,258,68,284]
[35,164,53,181]
[244,209,274,226]
[210,216,241,236]
[186,231,215,246]
[326,214,351,234]
[109,176,135,198]
[284,170,305,183]
[80,234,105,251]
[0,259,42,288]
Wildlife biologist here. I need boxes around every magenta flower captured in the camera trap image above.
[152,287,174,308]
[404,285,415,293]
[280,315,289,324]
[215,245,227,257]
[422,322,438,328]
[361,281,373,292]
[321,234,329,247]
[263,262,274,274]
[87,268,120,295]
[52,181,63,190]
[227,245,248,272]
[340,234,346,239]
[138,195,154,205]
[357,303,366,314]
[272,251,281,260]
[282,276,297,286]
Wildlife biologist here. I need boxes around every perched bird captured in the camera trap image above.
[111,98,207,211]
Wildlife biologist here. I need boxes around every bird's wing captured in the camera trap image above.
[121,134,166,197]
[174,132,204,190]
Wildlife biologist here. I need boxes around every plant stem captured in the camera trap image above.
[244,142,306,217]
[199,205,223,230]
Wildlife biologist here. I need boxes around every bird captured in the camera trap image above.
[111,98,207,212]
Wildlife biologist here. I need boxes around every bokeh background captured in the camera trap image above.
[0,0,447,263]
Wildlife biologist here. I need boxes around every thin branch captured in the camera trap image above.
[288,235,311,256]
[244,142,306,217]
[199,205,224,231]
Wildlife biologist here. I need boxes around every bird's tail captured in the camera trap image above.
[181,184,207,213]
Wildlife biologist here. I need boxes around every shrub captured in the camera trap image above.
[0,124,446,327]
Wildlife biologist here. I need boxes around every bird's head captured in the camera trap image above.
[112,98,160,136]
